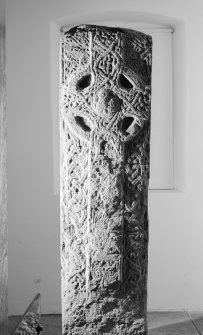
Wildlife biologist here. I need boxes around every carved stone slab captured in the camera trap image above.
[60,24,152,335]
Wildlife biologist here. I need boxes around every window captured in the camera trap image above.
[146,28,173,189]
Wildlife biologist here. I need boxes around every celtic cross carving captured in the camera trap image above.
[60,24,152,335]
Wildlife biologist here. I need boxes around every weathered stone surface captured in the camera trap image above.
[0,26,7,335]
[60,24,152,335]
[11,294,42,335]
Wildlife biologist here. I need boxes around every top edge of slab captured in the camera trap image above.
[61,24,152,39]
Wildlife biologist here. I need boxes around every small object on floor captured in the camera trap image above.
[10,293,42,335]
[35,323,43,334]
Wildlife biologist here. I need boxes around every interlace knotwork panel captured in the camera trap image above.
[60,25,152,335]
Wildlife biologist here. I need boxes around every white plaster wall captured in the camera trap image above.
[0,1,5,27]
[7,0,203,315]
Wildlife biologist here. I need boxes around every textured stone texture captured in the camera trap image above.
[0,26,7,335]
[9,313,203,335]
[11,294,42,335]
[60,25,152,335]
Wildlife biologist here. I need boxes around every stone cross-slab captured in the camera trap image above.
[60,24,152,335]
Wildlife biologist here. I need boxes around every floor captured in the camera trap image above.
[8,312,203,334]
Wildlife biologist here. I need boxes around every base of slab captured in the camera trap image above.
[9,312,203,335]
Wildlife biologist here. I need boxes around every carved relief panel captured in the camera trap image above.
[60,25,152,335]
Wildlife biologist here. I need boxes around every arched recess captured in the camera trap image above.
[50,11,186,194]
